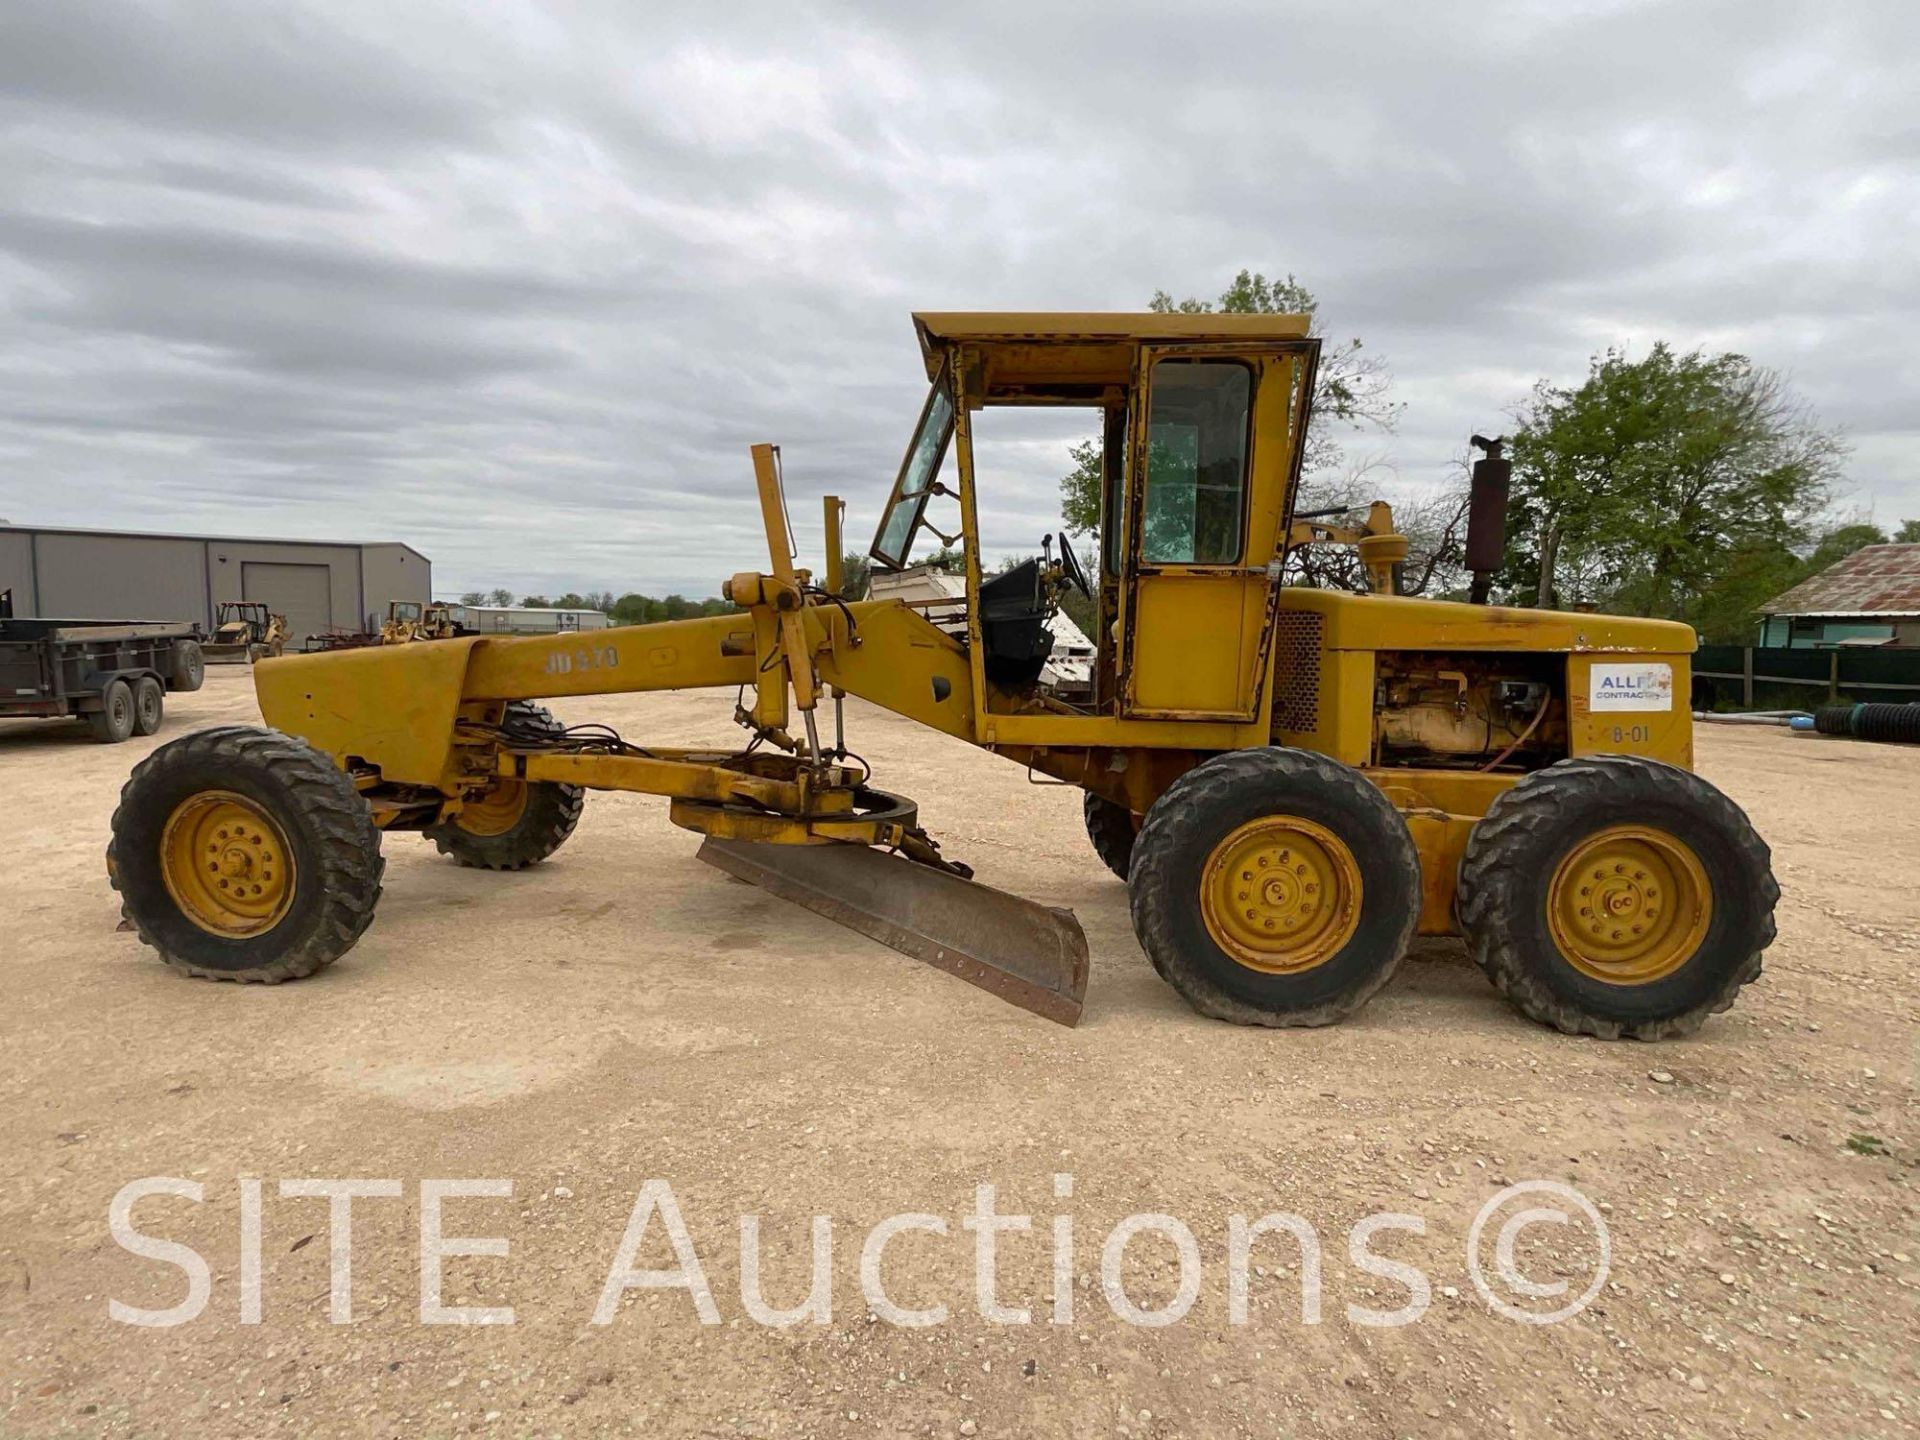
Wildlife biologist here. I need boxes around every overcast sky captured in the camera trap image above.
[0,0,1914,599]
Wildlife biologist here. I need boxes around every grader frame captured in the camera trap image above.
[112,312,1776,1037]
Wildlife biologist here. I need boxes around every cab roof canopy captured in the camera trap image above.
[911,311,1314,402]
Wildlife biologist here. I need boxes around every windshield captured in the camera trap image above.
[870,362,956,569]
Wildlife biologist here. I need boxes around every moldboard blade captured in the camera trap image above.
[697,838,1089,1026]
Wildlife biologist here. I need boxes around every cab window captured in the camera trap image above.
[1140,360,1252,565]
[870,361,956,569]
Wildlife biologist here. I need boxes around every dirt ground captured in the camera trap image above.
[1,668,1914,1438]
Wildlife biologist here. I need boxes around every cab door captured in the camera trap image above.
[1118,343,1312,722]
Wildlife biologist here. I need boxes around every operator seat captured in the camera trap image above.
[976,559,1055,687]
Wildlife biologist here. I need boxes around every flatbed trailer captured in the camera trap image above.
[0,591,205,742]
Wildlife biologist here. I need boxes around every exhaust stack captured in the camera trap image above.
[1465,434,1511,606]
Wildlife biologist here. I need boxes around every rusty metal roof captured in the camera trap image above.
[1759,543,1920,617]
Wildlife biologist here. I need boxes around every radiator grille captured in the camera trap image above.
[1271,612,1323,732]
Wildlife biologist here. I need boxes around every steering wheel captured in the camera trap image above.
[1055,532,1092,598]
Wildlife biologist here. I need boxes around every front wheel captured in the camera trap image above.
[108,726,385,981]
[1129,748,1421,1027]
[424,703,584,870]
[1457,755,1776,1040]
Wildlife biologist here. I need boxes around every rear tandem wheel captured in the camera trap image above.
[1457,755,1777,1039]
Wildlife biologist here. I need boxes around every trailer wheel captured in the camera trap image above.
[169,639,205,693]
[425,703,585,871]
[1083,793,1137,880]
[108,725,384,982]
[1129,748,1420,1026]
[132,675,164,736]
[1457,755,1776,1040]
[88,679,136,743]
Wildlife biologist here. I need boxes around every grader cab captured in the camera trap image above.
[107,312,1776,1038]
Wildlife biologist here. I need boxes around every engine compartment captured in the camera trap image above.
[1372,651,1567,772]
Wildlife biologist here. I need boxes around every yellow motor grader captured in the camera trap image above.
[108,313,1776,1037]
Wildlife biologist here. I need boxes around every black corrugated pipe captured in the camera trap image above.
[1813,702,1920,743]
[1814,703,1857,735]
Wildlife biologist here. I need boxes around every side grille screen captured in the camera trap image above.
[1272,611,1323,732]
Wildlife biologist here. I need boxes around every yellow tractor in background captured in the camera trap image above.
[378,600,460,644]
[107,313,1776,1038]
[202,601,288,665]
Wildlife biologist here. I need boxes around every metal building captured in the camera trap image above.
[447,603,611,635]
[0,523,431,644]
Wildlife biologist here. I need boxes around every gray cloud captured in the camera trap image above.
[0,0,1915,598]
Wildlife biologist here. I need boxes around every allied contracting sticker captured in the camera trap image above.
[1589,662,1673,712]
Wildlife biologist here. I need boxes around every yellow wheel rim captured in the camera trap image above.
[1547,825,1711,984]
[456,782,530,837]
[1200,816,1363,974]
[160,791,296,939]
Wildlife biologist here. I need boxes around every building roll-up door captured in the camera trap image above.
[242,562,333,642]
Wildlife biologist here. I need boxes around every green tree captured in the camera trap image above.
[1059,439,1102,537]
[607,592,738,624]
[1803,522,1887,572]
[837,552,872,600]
[486,587,515,606]
[1503,343,1845,628]
[611,592,661,625]
[458,590,486,605]
[519,594,550,608]
[1894,518,1920,543]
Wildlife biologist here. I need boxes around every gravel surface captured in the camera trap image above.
[2,669,1914,1437]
